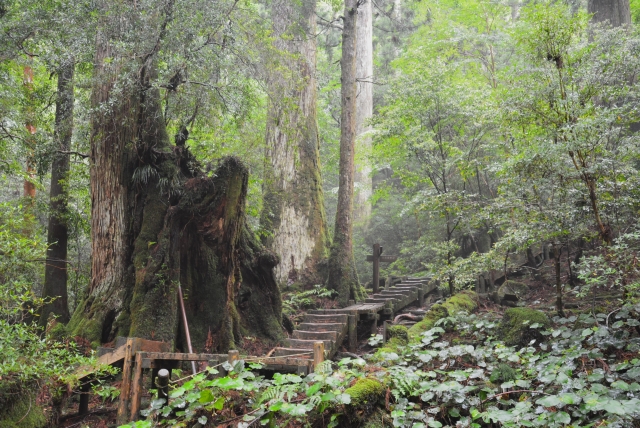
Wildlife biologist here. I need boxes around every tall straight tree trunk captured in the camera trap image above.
[261,0,330,286]
[40,60,74,325]
[588,0,631,26]
[22,62,36,205]
[353,0,373,222]
[67,0,283,350]
[327,0,364,306]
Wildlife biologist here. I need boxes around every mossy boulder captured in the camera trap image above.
[386,325,408,343]
[343,378,385,423]
[498,307,551,346]
[0,388,47,428]
[408,290,477,339]
[376,325,409,354]
[497,280,528,301]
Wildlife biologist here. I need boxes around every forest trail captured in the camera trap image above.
[273,277,436,362]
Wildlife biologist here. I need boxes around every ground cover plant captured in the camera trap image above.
[118,297,640,427]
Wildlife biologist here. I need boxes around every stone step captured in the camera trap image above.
[303,314,348,323]
[293,330,338,341]
[286,339,333,350]
[273,347,313,358]
[298,322,345,332]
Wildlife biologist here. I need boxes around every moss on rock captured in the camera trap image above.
[408,290,477,339]
[386,325,408,343]
[498,307,551,346]
[343,378,385,424]
[0,389,47,428]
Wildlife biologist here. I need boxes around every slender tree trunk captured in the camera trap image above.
[261,0,330,286]
[327,0,364,306]
[588,0,631,27]
[40,60,74,325]
[22,62,36,202]
[353,0,373,222]
[553,243,565,317]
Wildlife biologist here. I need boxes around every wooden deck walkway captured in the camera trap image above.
[75,276,437,423]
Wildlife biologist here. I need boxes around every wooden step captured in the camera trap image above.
[273,347,313,358]
[298,322,345,332]
[378,291,410,297]
[371,295,399,302]
[293,330,338,341]
[365,298,393,304]
[304,314,348,323]
[390,286,419,292]
[286,339,333,350]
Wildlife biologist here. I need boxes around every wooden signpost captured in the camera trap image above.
[366,243,397,293]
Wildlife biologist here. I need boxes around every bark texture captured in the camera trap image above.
[588,0,631,27]
[261,0,329,286]
[67,1,283,351]
[326,0,364,306]
[354,0,373,222]
[41,61,74,325]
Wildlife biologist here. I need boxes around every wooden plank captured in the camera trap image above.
[97,343,128,367]
[138,352,227,362]
[130,352,144,421]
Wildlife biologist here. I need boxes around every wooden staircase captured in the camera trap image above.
[273,313,349,359]
[272,277,436,361]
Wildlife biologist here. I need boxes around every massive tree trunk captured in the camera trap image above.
[326,0,364,307]
[40,60,74,325]
[588,0,631,26]
[67,1,283,351]
[261,0,330,286]
[353,0,373,223]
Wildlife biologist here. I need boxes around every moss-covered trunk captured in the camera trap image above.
[261,0,329,286]
[67,1,283,351]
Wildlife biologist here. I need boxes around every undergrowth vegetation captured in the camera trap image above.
[121,304,640,427]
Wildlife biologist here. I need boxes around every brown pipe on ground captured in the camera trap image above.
[178,285,197,374]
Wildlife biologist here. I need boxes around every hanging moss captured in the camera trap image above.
[498,307,551,346]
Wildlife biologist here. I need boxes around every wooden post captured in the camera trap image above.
[313,341,324,371]
[418,288,425,307]
[116,338,139,424]
[78,382,90,415]
[372,243,380,293]
[227,350,239,371]
[156,368,170,402]
[382,320,389,343]
[178,285,197,375]
[130,352,144,421]
[348,314,357,352]
[370,313,379,335]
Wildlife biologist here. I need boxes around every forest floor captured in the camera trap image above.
[52,258,619,427]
